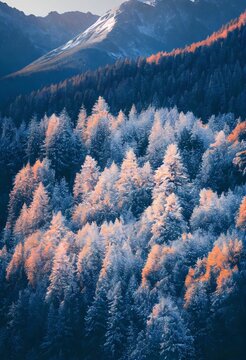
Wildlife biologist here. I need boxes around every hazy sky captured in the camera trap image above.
[4,0,125,16]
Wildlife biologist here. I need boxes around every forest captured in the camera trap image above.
[0,97,245,359]
[1,11,246,125]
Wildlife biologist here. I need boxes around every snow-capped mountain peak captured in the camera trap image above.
[28,9,118,65]
[61,9,118,51]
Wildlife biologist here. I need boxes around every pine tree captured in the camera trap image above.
[147,113,167,169]
[132,161,153,217]
[104,282,127,359]
[153,143,189,200]
[73,156,100,204]
[75,105,87,142]
[44,110,79,179]
[90,118,111,168]
[85,278,109,359]
[77,222,104,305]
[26,116,44,165]
[150,193,186,246]
[159,299,195,360]
[89,162,120,224]
[153,143,192,218]
[46,242,77,305]
[51,178,74,218]
[116,149,141,216]
[199,131,239,193]
[178,127,205,179]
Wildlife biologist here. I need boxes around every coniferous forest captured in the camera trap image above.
[0,2,246,360]
[0,96,245,359]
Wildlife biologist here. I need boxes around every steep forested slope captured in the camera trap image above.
[2,11,245,123]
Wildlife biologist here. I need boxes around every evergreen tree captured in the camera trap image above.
[51,178,74,218]
[26,116,44,165]
[150,193,186,246]
[85,278,109,359]
[44,110,80,179]
[88,162,120,224]
[104,282,127,359]
[116,149,141,217]
[73,155,100,204]
[147,113,168,169]
[46,242,77,305]
[153,143,189,200]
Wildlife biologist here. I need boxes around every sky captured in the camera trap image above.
[3,0,125,16]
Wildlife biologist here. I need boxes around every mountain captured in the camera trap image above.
[0,1,98,77]
[3,10,246,124]
[6,0,246,92]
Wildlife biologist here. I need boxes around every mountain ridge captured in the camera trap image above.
[0,1,99,77]
[6,0,246,91]
[2,9,245,123]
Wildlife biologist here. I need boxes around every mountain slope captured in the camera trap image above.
[10,0,246,85]
[0,1,98,77]
[148,9,246,62]
[3,10,246,123]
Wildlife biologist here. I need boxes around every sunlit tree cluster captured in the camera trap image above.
[0,98,245,360]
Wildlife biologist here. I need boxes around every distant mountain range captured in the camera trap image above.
[5,0,245,91]
[3,10,245,123]
[0,1,98,77]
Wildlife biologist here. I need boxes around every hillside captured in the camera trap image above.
[2,10,246,123]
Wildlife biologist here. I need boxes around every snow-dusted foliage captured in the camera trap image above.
[0,98,245,360]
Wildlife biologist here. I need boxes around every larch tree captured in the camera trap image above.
[236,196,246,230]
[28,182,51,233]
[13,203,30,240]
[7,163,35,228]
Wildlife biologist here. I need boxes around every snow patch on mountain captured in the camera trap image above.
[61,9,117,50]
[137,0,157,5]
